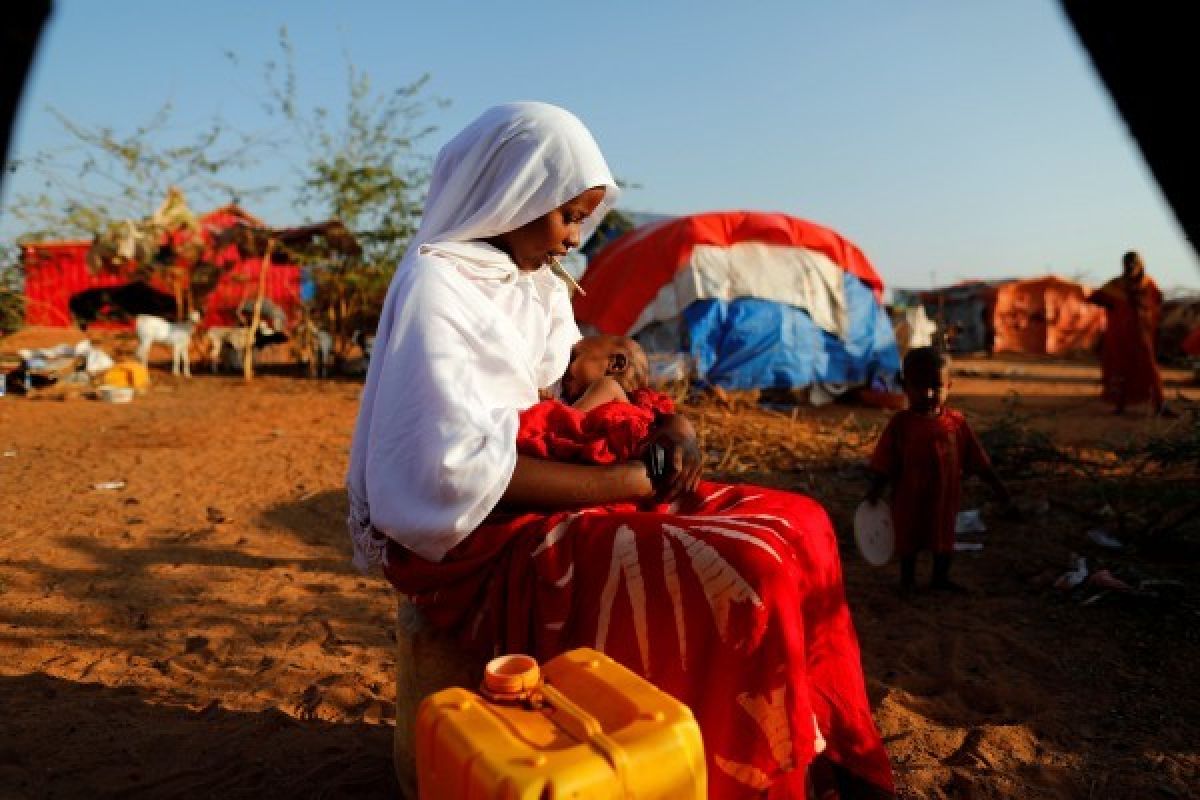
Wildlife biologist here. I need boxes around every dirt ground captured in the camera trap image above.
[1,329,1198,799]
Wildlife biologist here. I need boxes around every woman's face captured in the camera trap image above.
[490,186,606,270]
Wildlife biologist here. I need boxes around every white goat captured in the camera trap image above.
[135,312,200,377]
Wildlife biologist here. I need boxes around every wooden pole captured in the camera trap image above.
[172,267,185,321]
[243,238,274,381]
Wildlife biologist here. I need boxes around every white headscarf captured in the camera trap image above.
[346,102,618,569]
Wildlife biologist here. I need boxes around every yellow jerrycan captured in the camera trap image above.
[415,647,706,799]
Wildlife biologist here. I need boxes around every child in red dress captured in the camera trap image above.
[866,347,1011,592]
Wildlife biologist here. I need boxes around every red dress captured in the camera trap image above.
[1088,276,1164,408]
[384,391,895,798]
[868,408,991,557]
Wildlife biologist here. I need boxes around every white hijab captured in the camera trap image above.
[347,102,618,569]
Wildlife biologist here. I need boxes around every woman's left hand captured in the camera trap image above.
[650,413,703,502]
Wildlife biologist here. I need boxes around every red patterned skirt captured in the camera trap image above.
[384,482,894,798]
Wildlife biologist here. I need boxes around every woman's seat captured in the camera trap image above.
[393,596,486,798]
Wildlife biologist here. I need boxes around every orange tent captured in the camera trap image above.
[991,276,1105,355]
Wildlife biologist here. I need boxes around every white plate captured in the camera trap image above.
[854,500,895,566]
[97,385,134,404]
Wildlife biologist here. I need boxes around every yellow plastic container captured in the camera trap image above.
[101,361,150,390]
[415,648,706,799]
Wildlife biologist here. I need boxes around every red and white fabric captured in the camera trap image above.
[575,211,886,339]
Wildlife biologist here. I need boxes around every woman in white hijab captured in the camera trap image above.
[347,103,893,799]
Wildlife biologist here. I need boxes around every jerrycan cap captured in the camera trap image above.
[482,654,541,702]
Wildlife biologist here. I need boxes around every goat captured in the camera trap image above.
[291,319,334,378]
[204,327,245,373]
[205,323,290,373]
[351,329,377,362]
[135,311,201,376]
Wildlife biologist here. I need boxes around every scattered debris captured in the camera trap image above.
[1087,528,1124,549]
[955,509,987,535]
[1087,569,1134,592]
[1054,554,1089,591]
[92,480,126,491]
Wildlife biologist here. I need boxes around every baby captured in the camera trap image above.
[558,333,650,410]
[522,334,680,485]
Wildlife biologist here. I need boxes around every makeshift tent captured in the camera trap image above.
[574,211,899,391]
[890,305,938,357]
[1161,294,1200,359]
[992,276,1105,355]
[892,282,1000,354]
[895,276,1106,356]
[22,204,304,329]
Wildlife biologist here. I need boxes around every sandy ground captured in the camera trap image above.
[1,330,1198,799]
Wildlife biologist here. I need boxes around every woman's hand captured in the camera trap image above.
[648,413,703,502]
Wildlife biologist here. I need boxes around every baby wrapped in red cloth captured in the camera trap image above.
[518,334,676,471]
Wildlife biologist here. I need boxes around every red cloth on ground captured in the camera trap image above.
[868,408,991,557]
[1089,276,1164,408]
[384,394,894,798]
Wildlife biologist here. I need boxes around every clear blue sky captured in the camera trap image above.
[4,0,1198,291]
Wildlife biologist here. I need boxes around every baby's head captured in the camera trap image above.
[902,346,951,415]
[562,334,649,403]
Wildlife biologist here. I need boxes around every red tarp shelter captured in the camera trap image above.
[574,211,885,338]
[21,205,303,329]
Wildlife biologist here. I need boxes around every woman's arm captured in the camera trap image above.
[1086,287,1114,308]
[501,455,654,509]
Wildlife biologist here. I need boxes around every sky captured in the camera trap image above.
[4,0,1198,292]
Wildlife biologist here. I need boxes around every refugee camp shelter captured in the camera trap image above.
[892,281,1000,354]
[573,211,900,391]
[991,276,1105,355]
[1161,293,1200,359]
[894,276,1105,356]
[22,205,303,329]
[889,304,938,357]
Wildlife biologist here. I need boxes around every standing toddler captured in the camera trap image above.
[866,347,1011,592]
